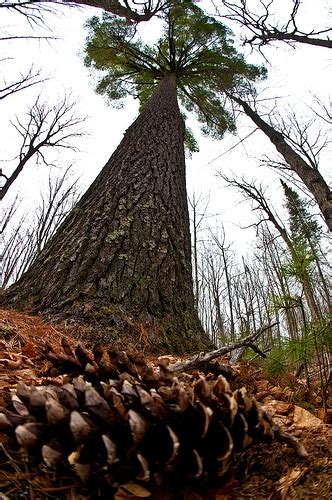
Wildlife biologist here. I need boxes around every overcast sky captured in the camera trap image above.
[1,0,331,252]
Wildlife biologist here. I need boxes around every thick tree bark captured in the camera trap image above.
[61,0,164,22]
[0,1,165,24]
[267,33,332,49]
[230,95,332,232]
[2,74,211,353]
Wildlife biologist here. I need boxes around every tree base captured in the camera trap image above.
[1,289,212,354]
[56,301,212,354]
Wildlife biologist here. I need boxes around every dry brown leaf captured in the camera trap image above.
[254,390,271,402]
[13,368,38,381]
[0,355,22,369]
[270,386,284,400]
[263,401,293,416]
[254,379,270,392]
[293,405,324,429]
[21,343,39,358]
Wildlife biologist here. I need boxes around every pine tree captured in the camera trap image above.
[281,180,321,250]
[281,180,321,281]
[281,180,327,319]
[2,2,265,352]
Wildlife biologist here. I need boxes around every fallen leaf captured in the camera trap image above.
[0,355,22,369]
[293,405,324,429]
[21,343,39,357]
[262,401,293,416]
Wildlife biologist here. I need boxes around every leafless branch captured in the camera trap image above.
[0,34,57,41]
[268,110,330,170]
[217,0,332,51]
[1,211,35,288]
[220,173,293,243]
[0,95,85,199]
[1,166,80,287]
[0,0,169,25]
[0,66,44,100]
[227,92,332,231]
[207,128,258,165]
[33,165,80,255]
[310,95,332,125]
[0,0,59,28]
[1,194,20,234]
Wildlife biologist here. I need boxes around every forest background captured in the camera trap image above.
[1,0,331,376]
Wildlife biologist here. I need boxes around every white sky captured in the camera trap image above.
[1,0,331,253]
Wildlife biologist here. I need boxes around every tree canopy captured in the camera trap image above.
[84,1,266,147]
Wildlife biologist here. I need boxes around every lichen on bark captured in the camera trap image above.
[2,74,211,353]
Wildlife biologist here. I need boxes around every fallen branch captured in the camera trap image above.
[274,428,308,458]
[169,322,278,373]
[245,343,267,358]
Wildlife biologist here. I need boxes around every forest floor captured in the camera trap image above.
[0,308,331,499]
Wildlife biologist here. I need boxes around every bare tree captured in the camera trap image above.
[1,166,80,287]
[1,213,35,288]
[310,95,332,126]
[188,193,210,310]
[33,165,80,253]
[227,94,332,231]
[218,0,332,51]
[208,227,236,341]
[195,220,279,350]
[0,66,43,100]
[0,95,85,199]
[221,175,324,320]
[261,109,330,172]
[257,223,300,340]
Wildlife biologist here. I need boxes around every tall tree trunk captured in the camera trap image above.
[1,74,211,353]
[230,95,332,231]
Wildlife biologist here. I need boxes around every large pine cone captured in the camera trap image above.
[0,340,275,496]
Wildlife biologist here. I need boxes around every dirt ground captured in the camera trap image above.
[0,309,331,499]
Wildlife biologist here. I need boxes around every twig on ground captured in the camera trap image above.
[169,322,278,372]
